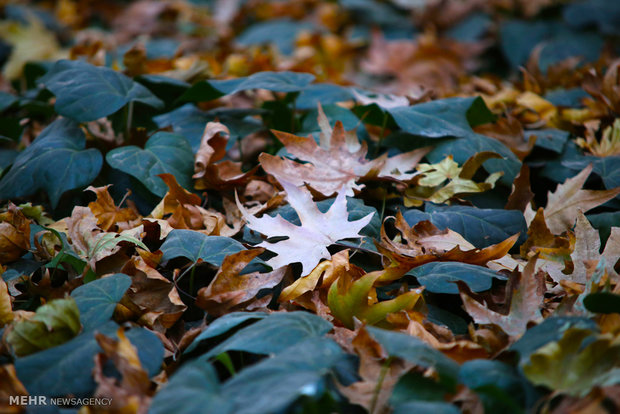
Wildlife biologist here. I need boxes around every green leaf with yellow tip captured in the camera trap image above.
[6,298,81,357]
[327,271,423,329]
[522,327,620,397]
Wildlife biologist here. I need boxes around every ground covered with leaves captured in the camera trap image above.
[1,0,620,413]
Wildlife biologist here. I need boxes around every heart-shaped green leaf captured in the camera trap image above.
[39,59,163,122]
[71,273,132,331]
[106,132,193,197]
[407,262,506,294]
[0,118,103,207]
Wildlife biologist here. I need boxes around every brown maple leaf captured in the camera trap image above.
[547,211,620,284]
[337,324,411,414]
[541,164,620,234]
[459,256,544,337]
[86,185,140,231]
[260,106,429,196]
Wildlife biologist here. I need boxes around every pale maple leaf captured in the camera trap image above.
[236,180,374,276]
[460,256,544,337]
[259,106,429,197]
[548,211,620,284]
[543,164,620,234]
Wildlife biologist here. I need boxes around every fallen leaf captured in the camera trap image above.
[0,203,31,264]
[379,212,519,276]
[196,249,287,315]
[66,206,148,270]
[261,107,429,196]
[87,185,140,231]
[338,325,410,414]
[523,328,620,397]
[91,328,152,413]
[119,255,186,331]
[237,179,373,275]
[460,256,544,337]
[543,165,620,234]
[193,122,258,191]
[405,153,503,206]
[4,298,81,357]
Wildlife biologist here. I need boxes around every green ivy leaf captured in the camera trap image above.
[407,262,506,294]
[149,360,233,414]
[160,230,247,265]
[403,204,527,248]
[203,312,332,359]
[39,59,163,122]
[0,118,103,208]
[179,71,315,102]
[106,132,193,197]
[15,321,163,398]
[71,273,132,331]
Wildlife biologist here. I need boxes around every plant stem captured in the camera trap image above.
[189,264,197,295]
[374,111,388,157]
[126,101,134,141]
[370,356,393,414]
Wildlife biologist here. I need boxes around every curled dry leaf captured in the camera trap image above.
[151,173,234,235]
[404,320,488,364]
[119,254,186,331]
[196,248,287,316]
[66,206,148,270]
[379,211,519,278]
[279,249,352,303]
[337,324,410,414]
[0,203,31,264]
[193,121,258,191]
[92,328,152,414]
[0,275,14,327]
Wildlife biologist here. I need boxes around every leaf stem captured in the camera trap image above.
[374,111,389,157]
[125,101,134,141]
[370,356,393,414]
[189,264,197,294]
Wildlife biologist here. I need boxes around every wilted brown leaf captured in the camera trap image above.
[196,248,287,315]
[87,185,140,231]
[543,165,620,234]
[0,204,31,265]
[460,256,544,337]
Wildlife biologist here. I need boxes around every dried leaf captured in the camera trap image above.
[237,179,373,275]
[460,256,543,337]
[87,185,140,231]
[262,109,429,196]
[196,249,286,315]
[0,203,31,264]
[543,165,620,234]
